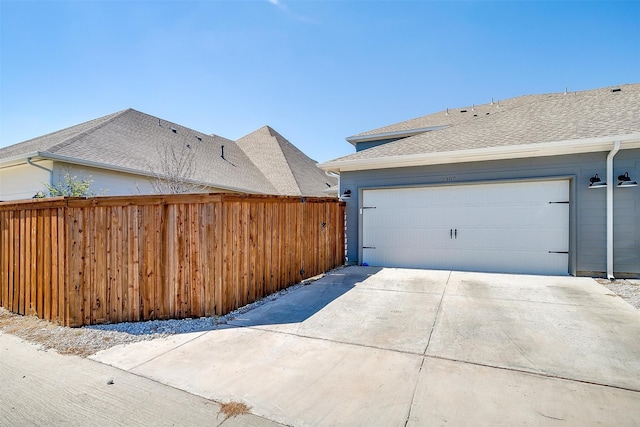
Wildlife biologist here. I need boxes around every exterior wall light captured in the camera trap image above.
[340,189,352,200]
[617,172,638,188]
[588,174,606,189]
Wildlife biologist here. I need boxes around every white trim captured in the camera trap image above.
[0,151,41,167]
[319,134,640,173]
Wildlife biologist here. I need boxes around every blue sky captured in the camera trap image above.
[1,0,639,162]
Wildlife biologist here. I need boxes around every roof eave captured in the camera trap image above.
[345,126,449,145]
[0,151,44,167]
[319,133,640,173]
[2,152,270,195]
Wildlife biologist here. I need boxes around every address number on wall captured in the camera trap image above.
[441,176,457,182]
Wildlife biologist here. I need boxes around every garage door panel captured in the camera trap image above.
[362,180,569,275]
[447,249,568,274]
[456,206,568,227]
[364,247,459,270]
[366,207,461,225]
[458,227,568,250]
[364,227,454,251]
[365,248,568,274]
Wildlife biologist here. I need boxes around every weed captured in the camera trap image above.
[219,401,251,420]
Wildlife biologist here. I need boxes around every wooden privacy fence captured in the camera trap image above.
[0,194,345,327]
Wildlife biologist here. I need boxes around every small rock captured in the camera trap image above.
[107,379,114,385]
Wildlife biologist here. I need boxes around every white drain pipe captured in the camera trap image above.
[606,141,620,280]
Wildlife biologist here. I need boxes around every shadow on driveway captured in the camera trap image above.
[85,266,382,335]
[225,267,383,327]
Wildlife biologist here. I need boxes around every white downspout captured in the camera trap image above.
[325,170,340,198]
[27,157,54,186]
[606,141,620,280]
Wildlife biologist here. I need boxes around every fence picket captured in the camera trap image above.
[1,194,344,326]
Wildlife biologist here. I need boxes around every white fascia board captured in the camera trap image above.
[4,152,264,195]
[346,126,449,145]
[0,151,41,167]
[319,134,640,173]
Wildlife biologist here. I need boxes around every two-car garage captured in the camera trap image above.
[361,180,570,275]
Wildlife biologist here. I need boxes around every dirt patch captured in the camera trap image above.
[0,308,158,357]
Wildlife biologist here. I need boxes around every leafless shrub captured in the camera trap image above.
[150,142,210,194]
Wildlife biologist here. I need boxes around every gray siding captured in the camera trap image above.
[340,149,640,277]
[354,137,405,152]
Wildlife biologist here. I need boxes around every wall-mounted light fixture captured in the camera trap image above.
[340,189,352,200]
[588,174,606,189]
[617,172,638,188]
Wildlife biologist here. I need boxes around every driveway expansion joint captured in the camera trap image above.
[403,271,451,427]
[240,324,427,357]
[423,354,640,394]
[126,331,210,372]
[424,270,451,355]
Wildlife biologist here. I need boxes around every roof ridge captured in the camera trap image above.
[268,129,304,193]
[45,109,133,154]
[442,92,556,131]
[236,126,307,195]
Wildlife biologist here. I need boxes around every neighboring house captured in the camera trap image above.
[319,84,640,278]
[0,109,337,201]
[236,126,335,196]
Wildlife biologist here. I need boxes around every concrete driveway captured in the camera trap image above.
[92,267,640,426]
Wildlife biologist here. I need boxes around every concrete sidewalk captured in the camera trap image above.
[91,267,640,426]
[0,332,282,427]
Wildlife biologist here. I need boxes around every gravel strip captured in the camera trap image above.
[0,274,321,357]
[596,278,640,309]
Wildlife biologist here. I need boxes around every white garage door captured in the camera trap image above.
[361,180,569,275]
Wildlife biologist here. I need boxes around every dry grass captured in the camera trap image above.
[0,308,155,357]
[218,401,251,420]
[0,309,87,353]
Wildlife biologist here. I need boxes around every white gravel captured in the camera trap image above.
[596,278,640,309]
[1,278,315,357]
[85,280,308,335]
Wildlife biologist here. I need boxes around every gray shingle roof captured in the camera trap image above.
[0,109,279,194]
[0,110,125,158]
[236,126,337,196]
[336,83,640,163]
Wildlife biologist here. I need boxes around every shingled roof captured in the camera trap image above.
[0,109,277,194]
[236,126,336,196]
[321,83,640,171]
[0,109,336,196]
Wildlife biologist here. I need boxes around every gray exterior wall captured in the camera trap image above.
[354,137,406,152]
[340,149,640,277]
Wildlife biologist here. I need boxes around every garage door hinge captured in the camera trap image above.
[360,206,376,214]
[548,251,569,254]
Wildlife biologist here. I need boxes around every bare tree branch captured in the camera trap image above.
[150,142,210,194]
